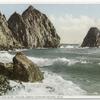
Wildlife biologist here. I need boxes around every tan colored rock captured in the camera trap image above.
[13,52,44,82]
[0,52,44,82]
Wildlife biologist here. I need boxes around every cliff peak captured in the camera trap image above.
[81,27,100,47]
[8,5,60,48]
[27,5,34,11]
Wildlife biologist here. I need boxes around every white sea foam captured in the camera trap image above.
[28,56,89,67]
[60,45,74,49]
[0,51,87,96]
[28,57,71,67]
[0,51,14,63]
[6,71,86,96]
[60,45,79,49]
[0,51,89,67]
[15,49,28,52]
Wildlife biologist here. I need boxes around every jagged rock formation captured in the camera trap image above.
[8,5,60,48]
[0,5,60,49]
[0,12,20,50]
[8,12,28,48]
[81,27,100,47]
[0,52,44,82]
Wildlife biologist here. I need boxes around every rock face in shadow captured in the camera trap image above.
[8,5,60,48]
[7,12,28,47]
[0,62,13,79]
[81,27,100,47]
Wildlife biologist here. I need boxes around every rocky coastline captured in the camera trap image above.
[0,5,60,50]
[0,5,61,95]
[0,52,44,95]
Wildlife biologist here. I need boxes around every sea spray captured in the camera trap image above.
[0,45,100,95]
[6,71,86,96]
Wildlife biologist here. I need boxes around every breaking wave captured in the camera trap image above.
[0,51,89,67]
[0,51,14,63]
[60,45,78,49]
[6,71,86,96]
[28,56,89,67]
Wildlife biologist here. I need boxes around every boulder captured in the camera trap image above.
[0,52,44,82]
[13,52,44,82]
[0,75,11,95]
[8,5,60,48]
[81,27,100,47]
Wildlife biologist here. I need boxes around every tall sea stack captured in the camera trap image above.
[8,5,60,48]
[81,27,100,47]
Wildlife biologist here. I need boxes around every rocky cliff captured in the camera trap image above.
[8,5,60,48]
[81,27,100,47]
[0,5,60,50]
[0,12,20,50]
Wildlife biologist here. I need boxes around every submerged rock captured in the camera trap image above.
[8,5,60,48]
[81,27,100,47]
[13,52,44,82]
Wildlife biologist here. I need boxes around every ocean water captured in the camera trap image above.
[1,44,100,96]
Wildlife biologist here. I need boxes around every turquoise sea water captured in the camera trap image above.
[2,44,100,96]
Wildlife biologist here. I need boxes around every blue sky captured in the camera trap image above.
[0,4,100,19]
[0,4,100,44]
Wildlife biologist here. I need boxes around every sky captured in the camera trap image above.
[0,4,100,44]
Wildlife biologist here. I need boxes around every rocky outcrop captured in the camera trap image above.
[7,12,28,47]
[0,52,44,82]
[81,27,100,47]
[0,12,20,50]
[8,5,60,48]
[0,52,44,95]
[13,52,44,82]
[0,5,60,50]
[0,13,15,50]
